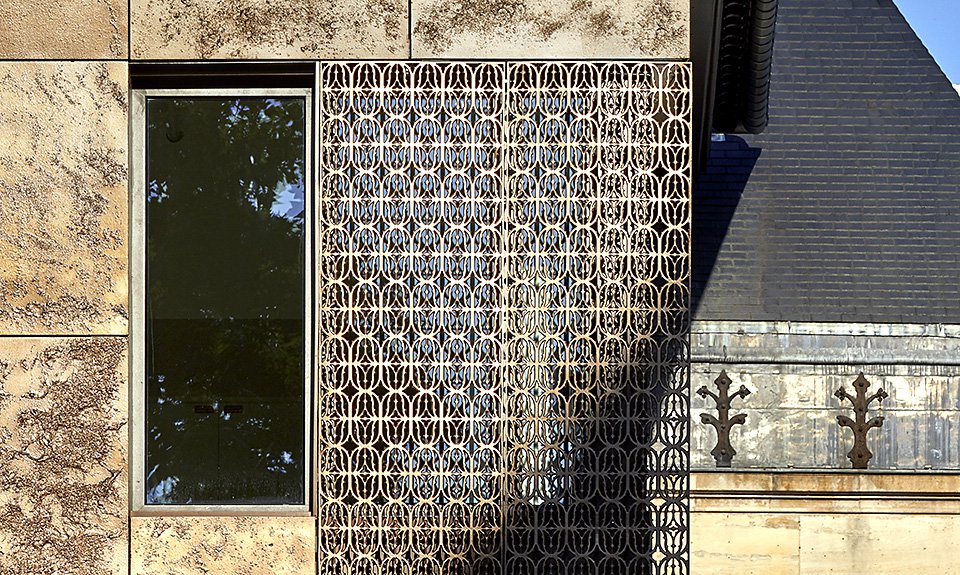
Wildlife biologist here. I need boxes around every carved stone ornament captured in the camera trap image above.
[697,370,751,468]
[835,373,888,469]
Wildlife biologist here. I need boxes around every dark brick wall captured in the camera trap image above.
[693,0,960,323]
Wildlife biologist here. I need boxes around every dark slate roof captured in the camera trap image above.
[692,0,960,324]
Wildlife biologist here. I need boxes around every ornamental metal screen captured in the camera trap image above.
[317,61,690,575]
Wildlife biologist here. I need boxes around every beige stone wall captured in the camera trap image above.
[0,57,130,574]
[1,0,690,61]
[411,0,689,58]
[132,516,316,575]
[692,472,960,575]
[0,62,129,336]
[0,0,128,59]
[0,338,128,574]
[129,0,409,60]
[127,0,689,59]
[1,7,131,575]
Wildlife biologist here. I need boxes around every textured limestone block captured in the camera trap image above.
[693,511,960,574]
[0,0,127,58]
[412,0,688,59]
[0,62,128,335]
[131,0,407,59]
[800,514,960,575]
[132,516,316,575]
[0,338,127,575]
[691,513,800,575]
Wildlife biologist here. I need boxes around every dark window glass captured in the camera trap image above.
[145,97,306,505]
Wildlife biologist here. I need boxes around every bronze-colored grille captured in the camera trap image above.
[318,61,690,575]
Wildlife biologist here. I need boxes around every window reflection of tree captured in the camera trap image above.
[145,98,306,505]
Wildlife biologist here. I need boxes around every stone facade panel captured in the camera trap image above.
[0,62,128,335]
[799,514,960,575]
[692,474,960,574]
[0,337,127,575]
[0,0,127,59]
[411,0,688,58]
[131,516,316,575]
[130,0,408,59]
[691,513,800,575]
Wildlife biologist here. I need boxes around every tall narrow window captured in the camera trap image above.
[134,92,310,507]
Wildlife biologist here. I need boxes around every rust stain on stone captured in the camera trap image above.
[131,0,407,59]
[0,62,128,336]
[0,337,127,574]
[412,0,687,58]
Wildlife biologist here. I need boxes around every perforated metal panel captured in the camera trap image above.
[317,61,690,575]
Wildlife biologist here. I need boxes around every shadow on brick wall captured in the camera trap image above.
[691,136,761,315]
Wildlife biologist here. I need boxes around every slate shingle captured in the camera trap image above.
[693,0,960,324]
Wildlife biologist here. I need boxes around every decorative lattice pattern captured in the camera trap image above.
[317,61,690,575]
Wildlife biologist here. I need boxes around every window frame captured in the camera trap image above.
[129,87,315,514]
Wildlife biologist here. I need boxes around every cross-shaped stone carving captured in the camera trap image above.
[697,370,751,468]
[835,373,888,469]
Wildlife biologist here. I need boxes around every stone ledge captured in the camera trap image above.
[693,470,960,496]
[692,471,960,515]
[691,320,960,365]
